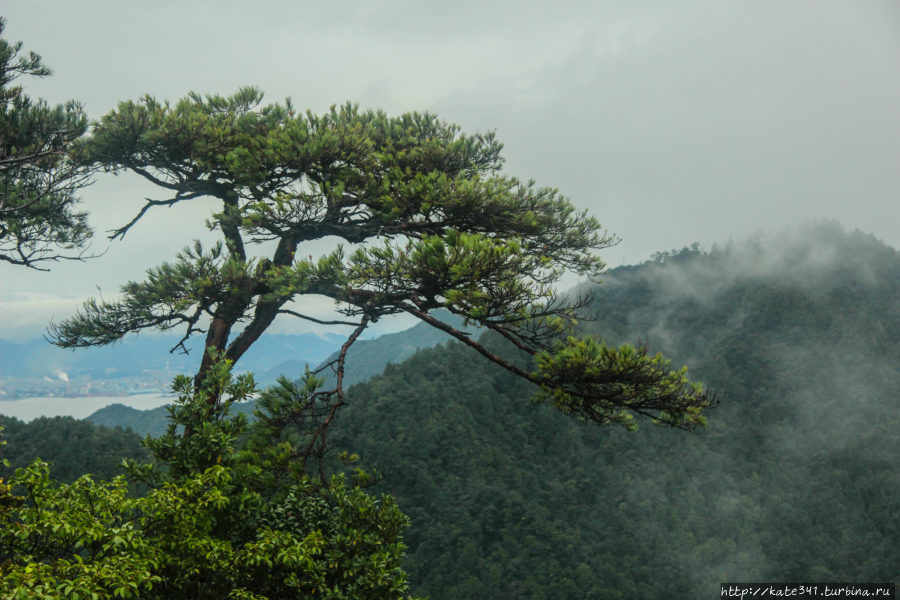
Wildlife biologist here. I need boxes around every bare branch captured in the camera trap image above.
[402,304,541,386]
[301,314,370,482]
[169,306,205,355]
[277,308,361,328]
[109,192,204,240]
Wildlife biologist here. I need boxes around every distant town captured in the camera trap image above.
[0,373,174,400]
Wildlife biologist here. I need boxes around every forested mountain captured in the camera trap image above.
[332,224,900,598]
[5,224,898,598]
[0,415,147,483]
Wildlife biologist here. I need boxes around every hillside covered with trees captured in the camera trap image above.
[9,224,897,598]
[331,224,899,598]
[0,415,147,483]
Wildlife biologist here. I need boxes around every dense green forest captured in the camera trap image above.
[4,224,898,598]
[0,416,147,483]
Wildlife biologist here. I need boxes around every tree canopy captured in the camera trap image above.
[49,87,713,440]
[0,18,92,268]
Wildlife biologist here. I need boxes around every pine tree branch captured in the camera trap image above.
[276,309,360,327]
[402,304,541,385]
[109,193,204,240]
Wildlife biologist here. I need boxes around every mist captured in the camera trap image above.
[571,222,900,587]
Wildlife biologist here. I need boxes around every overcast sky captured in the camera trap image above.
[1,0,898,341]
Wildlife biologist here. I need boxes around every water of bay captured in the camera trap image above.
[0,393,174,422]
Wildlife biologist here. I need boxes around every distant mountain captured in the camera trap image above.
[256,310,471,386]
[0,331,346,380]
[0,335,192,379]
[226,332,348,374]
[82,403,170,437]
[310,309,471,388]
[87,311,471,435]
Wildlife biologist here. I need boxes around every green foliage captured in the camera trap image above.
[0,18,92,268]
[126,357,256,484]
[1,358,421,599]
[534,338,707,430]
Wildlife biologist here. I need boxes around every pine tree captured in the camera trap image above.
[0,18,92,268]
[48,88,713,445]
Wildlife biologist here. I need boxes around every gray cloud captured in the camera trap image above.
[1,0,898,338]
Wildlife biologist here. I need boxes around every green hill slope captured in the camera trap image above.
[331,224,900,598]
[0,415,148,483]
[19,223,899,598]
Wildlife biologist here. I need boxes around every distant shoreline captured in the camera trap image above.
[0,393,176,422]
[0,388,171,401]
[0,393,158,402]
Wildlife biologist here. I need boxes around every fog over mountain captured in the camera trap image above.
[332,223,899,597]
